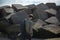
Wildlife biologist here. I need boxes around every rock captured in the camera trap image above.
[37,3,49,10]
[45,17,59,25]
[42,24,60,34]
[33,3,49,20]
[12,4,28,12]
[45,38,60,40]
[45,8,57,15]
[2,7,14,16]
[10,10,29,24]
[46,3,56,9]
[5,24,20,33]
[32,19,47,31]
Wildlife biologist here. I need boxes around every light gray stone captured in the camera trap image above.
[42,24,60,34]
[45,8,57,15]
[32,19,47,31]
[12,4,28,12]
[45,17,59,25]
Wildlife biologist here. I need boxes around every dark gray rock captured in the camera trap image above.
[33,3,49,20]
[10,10,29,24]
[37,3,49,10]
[0,37,11,40]
[46,3,56,9]
[33,9,48,21]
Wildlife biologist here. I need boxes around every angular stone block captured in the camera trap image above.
[32,19,47,31]
[45,17,59,25]
[45,38,60,40]
[46,3,56,9]
[33,3,49,20]
[33,9,48,20]
[45,8,57,15]
[10,10,29,24]
[42,24,60,34]
[37,3,49,10]
[26,4,36,9]
[2,7,14,16]
[12,4,28,12]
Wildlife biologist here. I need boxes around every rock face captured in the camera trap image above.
[32,19,47,31]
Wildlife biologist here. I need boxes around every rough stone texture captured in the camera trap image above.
[33,3,49,20]
[45,8,57,15]
[42,24,60,34]
[2,7,14,16]
[0,37,11,40]
[37,3,49,10]
[45,17,59,25]
[45,38,60,40]
[10,10,29,24]
[33,9,48,20]
[26,4,36,9]
[46,3,56,9]
[32,19,47,31]
[56,9,60,22]
[12,4,28,12]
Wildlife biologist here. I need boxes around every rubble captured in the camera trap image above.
[0,3,60,40]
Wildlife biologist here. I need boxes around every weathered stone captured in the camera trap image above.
[33,9,48,20]
[33,3,49,20]
[2,7,14,16]
[45,38,60,40]
[26,4,36,9]
[46,3,56,9]
[56,9,60,22]
[42,24,60,34]
[45,8,57,15]
[45,17,59,25]
[10,10,29,24]
[12,4,28,12]
[32,19,47,31]
[37,3,49,10]
[5,12,15,20]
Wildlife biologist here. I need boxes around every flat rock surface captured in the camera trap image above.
[42,24,60,34]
